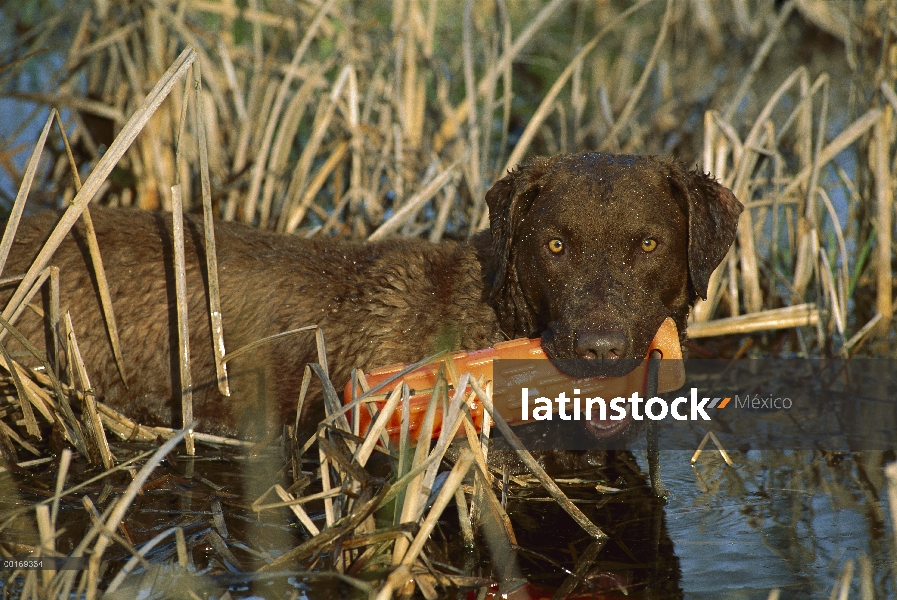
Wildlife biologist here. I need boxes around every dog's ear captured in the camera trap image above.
[484,158,549,300]
[670,166,744,300]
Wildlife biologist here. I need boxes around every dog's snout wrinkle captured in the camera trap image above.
[574,330,627,359]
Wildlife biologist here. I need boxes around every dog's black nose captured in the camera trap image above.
[574,330,627,359]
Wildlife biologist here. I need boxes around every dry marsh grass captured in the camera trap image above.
[0,0,896,597]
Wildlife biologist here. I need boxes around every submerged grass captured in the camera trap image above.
[0,0,896,597]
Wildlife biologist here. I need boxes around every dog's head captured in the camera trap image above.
[486,152,742,379]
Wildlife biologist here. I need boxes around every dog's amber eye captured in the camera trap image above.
[641,237,658,252]
[547,239,564,254]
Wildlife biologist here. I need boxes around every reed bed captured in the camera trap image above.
[0,0,895,340]
[0,0,896,597]
[0,0,894,350]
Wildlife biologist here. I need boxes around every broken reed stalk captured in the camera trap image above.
[687,303,819,338]
[192,60,230,397]
[314,327,330,381]
[49,107,131,388]
[874,116,894,334]
[63,311,114,469]
[35,504,55,588]
[273,483,321,536]
[817,187,849,328]
[463,0,482,206]
[833,559,854,600]
[454,486,475,548]
[96,400,253,448]
[0,112,54,279]
[466,451,518,548]
[77,208,128,388]
[817,250,844,336]
[170,184,195,456]
[222,325,318,365]
[47,266,61,379]
[0,267,53,342]
[49,448,72,526]
[554,540,608,598]
[318,437,337,529]
[252,485,344,513]
[691,430,733,466]
[353,383,403,468]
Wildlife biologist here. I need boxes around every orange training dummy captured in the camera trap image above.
[343,317,685,444]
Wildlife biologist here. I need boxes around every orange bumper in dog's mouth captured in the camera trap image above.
[343,317,685,444]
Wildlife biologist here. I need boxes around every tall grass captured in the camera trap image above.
[1,0,894,350]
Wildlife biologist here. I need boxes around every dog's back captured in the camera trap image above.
[1,208,502,437]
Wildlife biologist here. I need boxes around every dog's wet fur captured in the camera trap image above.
[2,152,741,467]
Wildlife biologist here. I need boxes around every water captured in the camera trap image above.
[0,361,897,599]
[631,447,894,598]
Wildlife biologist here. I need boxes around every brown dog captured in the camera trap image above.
[1,153,742,440]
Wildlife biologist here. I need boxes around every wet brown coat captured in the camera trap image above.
[1,153,742,439]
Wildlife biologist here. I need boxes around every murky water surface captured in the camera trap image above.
[1,362,895,599]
